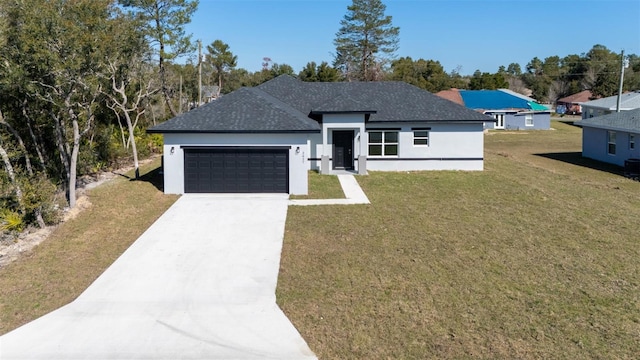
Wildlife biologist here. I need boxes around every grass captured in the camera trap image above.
[278,122,640,359]
[0,159,178,335]
[289,171,345,199]
[2,124,638,358]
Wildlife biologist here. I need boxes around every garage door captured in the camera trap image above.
[184,148,289,193]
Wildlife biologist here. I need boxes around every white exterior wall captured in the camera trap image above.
[308,120,485,172]
[162,133,311,195]
[365,122,485,171]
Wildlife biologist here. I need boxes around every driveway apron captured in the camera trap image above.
[0,194,316,359]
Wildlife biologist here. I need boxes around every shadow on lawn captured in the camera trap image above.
[534,152,624,177]
[130,167,164,192]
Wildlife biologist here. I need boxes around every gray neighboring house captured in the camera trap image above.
[580,91,640,119]
[577,108,640,166]
[147,75,493,195]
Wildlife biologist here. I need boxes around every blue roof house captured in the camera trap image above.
[458,89,551,130]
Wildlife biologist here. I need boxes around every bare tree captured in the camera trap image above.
[105,62,158,179]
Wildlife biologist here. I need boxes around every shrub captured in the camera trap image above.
[0,208,23,232]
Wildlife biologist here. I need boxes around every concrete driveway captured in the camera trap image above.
[0,194,316,359]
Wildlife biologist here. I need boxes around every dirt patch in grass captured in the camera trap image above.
[0,159,178,334]
[278,122,640,359]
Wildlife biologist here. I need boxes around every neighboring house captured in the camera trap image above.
[577,108,640,166]
[433,88,464,106]
[580,91,640,119]
[148,75,493,195]
[437,88,551,130]
[201,86,220,103]
[556,90,594,115]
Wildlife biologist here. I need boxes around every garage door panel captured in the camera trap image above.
[184,148,288,193]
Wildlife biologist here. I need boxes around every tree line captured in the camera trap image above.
[0,0,637,232]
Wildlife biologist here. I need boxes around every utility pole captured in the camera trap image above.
[616,49,626,113]
[198,40,202,107]
[179,75,183,114]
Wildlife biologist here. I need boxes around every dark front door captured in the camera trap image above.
[333,130,354,170]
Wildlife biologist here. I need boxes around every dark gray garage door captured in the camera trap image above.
[184,147,289,193]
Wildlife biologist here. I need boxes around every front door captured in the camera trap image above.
[494,113,505,129]
[332,130,354,170]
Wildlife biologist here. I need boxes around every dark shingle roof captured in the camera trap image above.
[147,87,321,133]
[577,108,640,133]
[258,76,492,122]
[149,75,492,133]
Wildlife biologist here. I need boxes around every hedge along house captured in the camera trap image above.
[577,108,640,167]
[148,75,493,195]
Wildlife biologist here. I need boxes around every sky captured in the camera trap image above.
[184,0,640,76]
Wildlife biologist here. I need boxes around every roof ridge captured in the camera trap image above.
[248,87,319,127]
[313,91,371,112]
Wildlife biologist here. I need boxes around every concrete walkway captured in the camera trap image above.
[289,175,370,206]
[0,194,316,359]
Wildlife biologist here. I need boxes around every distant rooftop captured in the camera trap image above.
[434,89,464,106]
[580,91,640,110]
[557,90,595,104]
[457,89,549,111]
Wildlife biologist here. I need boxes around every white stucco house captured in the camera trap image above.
[147,75,493,195]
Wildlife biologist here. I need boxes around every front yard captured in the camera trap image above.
[278,122,640,359]
[1,122,638,358]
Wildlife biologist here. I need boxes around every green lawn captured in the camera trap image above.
[278,122,640,359]
[290,171,345,199]
[2,123,638,358]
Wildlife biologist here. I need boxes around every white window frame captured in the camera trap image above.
[525,114,534,127]
[368,131,398,157]
[630,134,635,150]
[413,130,429,146]
[607,131,616,155]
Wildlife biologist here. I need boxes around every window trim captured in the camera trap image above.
[413,130,430,146]
[368,130,399,157]
[607,131,616,155]
[525,114,534,127]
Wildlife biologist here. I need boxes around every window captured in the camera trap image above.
[630,134,636,150]
[413,130,429,146]
[525,114,534,126]
[368,131,398,156]
[608,131,616,155]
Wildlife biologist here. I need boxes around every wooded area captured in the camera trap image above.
[0,0,637,232]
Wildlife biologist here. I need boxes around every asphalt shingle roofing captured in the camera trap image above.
[577,108,640,133]
[148,75,492,133]
[580,91,640,110]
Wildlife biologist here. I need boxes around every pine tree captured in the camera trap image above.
[333,0,399,81]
